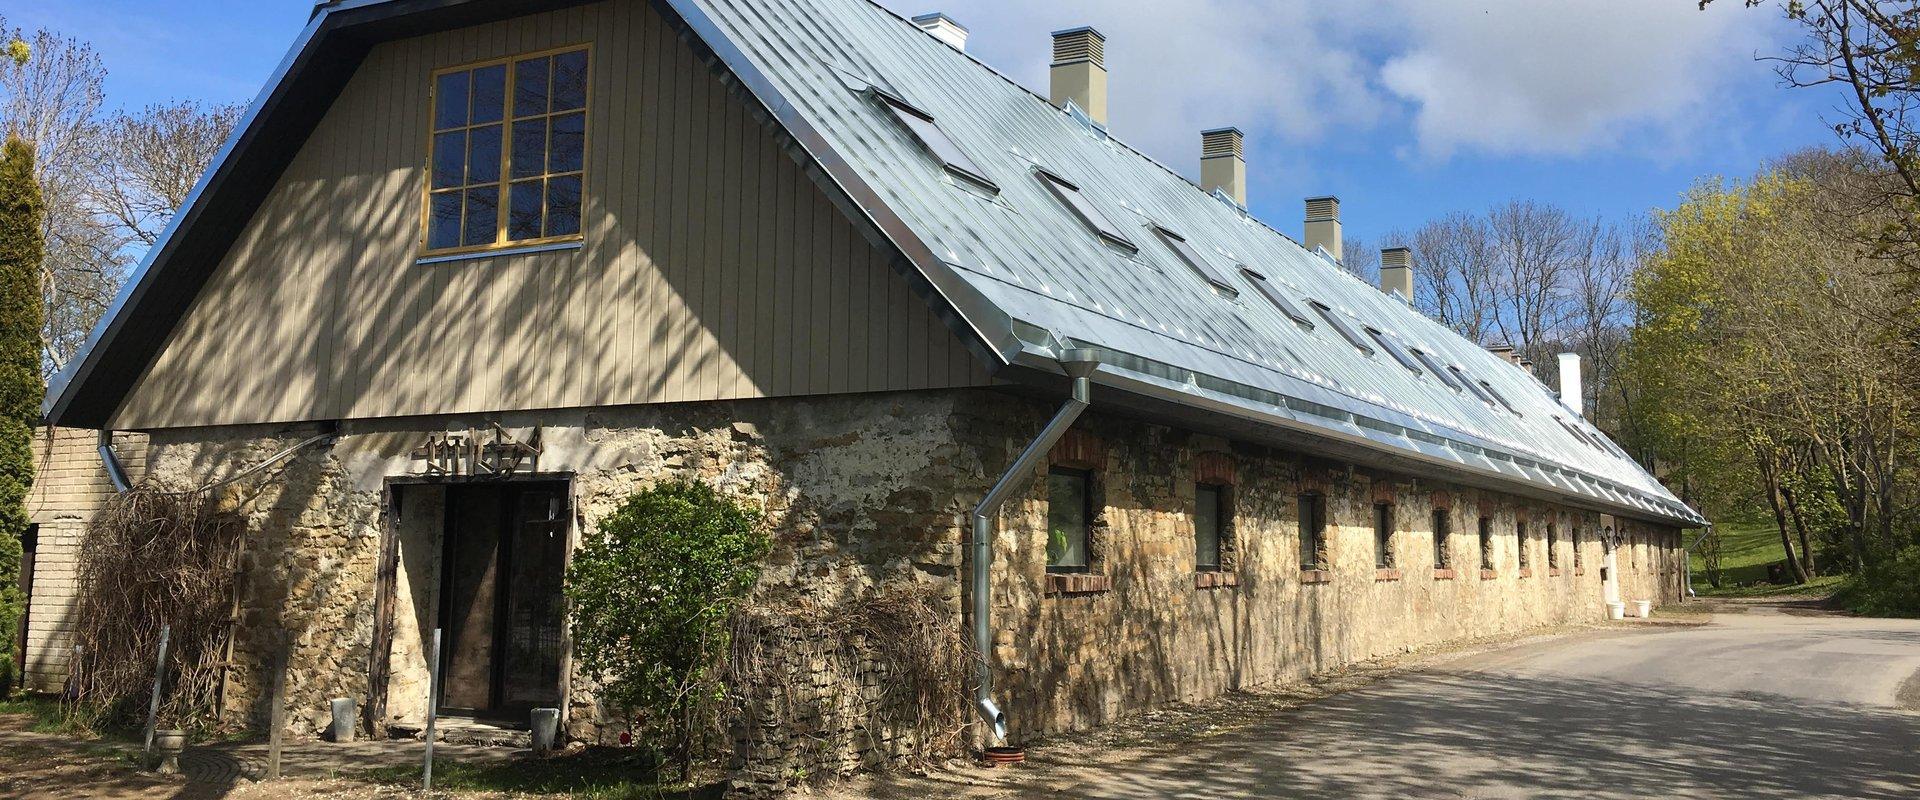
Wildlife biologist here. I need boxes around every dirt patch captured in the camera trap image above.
[1898,666,1920,714]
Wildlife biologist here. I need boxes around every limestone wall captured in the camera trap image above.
[124,388,1686,790]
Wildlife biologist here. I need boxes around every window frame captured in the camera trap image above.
[1432,508,1451,569]
[1373,502,1396,569]
[1195,482,1227,572]
[422,44,593,259]
[1479,379,1523,416]
[1478,516,1495,571]
[1299,493,1328,572]
[1517,520,1532,569]
[1037,168,1138,252]
[1366,326,1424,376]
[874,89,997,191]
[1547,523,1560,569]
[1412,348,1463,391]
[1309,300,1376,356]
[1572,527,1584,569]
[1241,268,1315,328]
[1046,466,1094,574]
[1152,225,1238,295]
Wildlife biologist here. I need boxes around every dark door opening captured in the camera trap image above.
[438,482,569,721]
[10,524,35,692]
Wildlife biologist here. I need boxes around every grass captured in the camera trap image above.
[1690,521,1844,598]
[356,747,724,799]
[0,695,90,734]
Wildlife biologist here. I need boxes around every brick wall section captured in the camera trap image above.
[21,427,147,693]
[123,390,1687,794]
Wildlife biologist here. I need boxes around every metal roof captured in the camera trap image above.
[42,0,1704,527]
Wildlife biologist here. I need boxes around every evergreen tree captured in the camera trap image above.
[0,136,45,694]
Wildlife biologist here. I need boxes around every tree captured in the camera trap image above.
[1413,211,1502,344]
[0,136,44,694]
[565,481,769,779]
[94,101,242,248]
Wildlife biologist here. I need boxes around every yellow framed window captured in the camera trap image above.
[425,46,588,255]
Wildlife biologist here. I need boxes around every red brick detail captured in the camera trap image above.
[1050,429,1105,470]
[1431,490,1453,510]
[1298,472,1330,495]
[1433,568,1457,581]
[1515,508,1531,523]
[1375,568,1403,582]
[1194,571,1240,589]
[1477,497,1497,517]
[1300,569,1332,585]
[1479,568,1497,580]
[1045,573,1112,595]
[1371,481,1398,505]
[1518,567,1534,579]
[1193,452,1236,486]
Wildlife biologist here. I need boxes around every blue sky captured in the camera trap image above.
[7,0,1843,247]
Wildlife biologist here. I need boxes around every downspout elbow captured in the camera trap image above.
[97,429,132,494]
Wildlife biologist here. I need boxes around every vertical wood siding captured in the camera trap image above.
[113,0,991,430]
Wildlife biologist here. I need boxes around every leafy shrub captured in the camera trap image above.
[565,480,769,777]
[1836,545,1920,618]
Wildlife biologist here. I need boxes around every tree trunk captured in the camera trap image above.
[1761,462,1811,585]
[1780,485,1820,578]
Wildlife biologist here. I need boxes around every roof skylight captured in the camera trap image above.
[1037,169,1136,252]
[1309,301,1374,356]
[1241,268,1313,328]
[875,90,995,191]
[1366,327,1423,376]
[1410,348,1461,391]
[1152,226,1237,295]
[1478,379,1522,416]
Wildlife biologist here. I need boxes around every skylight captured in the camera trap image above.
[1410,348,1461,391]
[1152,226,1237,295]
[1366,327,1423,376]
[1451,366,1497,406]
[875,90,995,190]
[1478,379,1522,416]
[1241,268,1313,328]
[1309,301,1374,355]
[1038,169,1136,251]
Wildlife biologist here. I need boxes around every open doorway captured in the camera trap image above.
[436,481,570,721]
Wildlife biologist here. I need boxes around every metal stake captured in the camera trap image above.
[142,625,171,765]
[424,627,440,794]
[267,636,289,779]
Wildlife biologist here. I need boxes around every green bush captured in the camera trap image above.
[565,480,769,778]
[1836,545,1920,618]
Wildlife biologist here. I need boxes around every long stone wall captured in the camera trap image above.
[124,388,1685,791]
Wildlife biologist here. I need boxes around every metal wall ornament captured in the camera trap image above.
[409,424,544,476]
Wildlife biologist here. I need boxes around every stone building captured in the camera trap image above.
[39,0,1701,792]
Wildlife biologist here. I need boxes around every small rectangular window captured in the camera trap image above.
[1572,527,1584,569]
[1517,521,1531,569]
[1479,516,1494,571]
[1432,508,1451,569]
[1479,379,1523,416]
[1452,366,1499,406]
[876,91,996,190]
[1547,524,1561,569]
[1153,226,1238,295]
[1047,468,1091,573]
[1309,301,1375,355]
[1195,484,1223,571]
[1241,268,1315,328]
[1038,169,1136,251]
[426,47,589,255]
[1366,327,1424,375]
[1299,494,1327,571]
[1374,503,1395,569]
[1412,348,1462,391]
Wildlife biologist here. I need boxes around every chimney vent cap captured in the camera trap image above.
[1381,247,1413,269]
[1201,127,1245,160]
[1052,26,1107,68]
[1305,195,1341,222]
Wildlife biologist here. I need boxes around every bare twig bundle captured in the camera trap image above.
[68,487,244,734]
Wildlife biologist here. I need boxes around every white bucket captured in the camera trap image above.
[1635,600,1652,618]
[1607,601,1626,620]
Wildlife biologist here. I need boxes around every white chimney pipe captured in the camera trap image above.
[1558,352,1584,418]
[912,12,970,51]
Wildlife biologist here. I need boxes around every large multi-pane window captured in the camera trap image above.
[1299,494,1327,571]
[427,47,588,254]
[1047,468,1092,573]
[1195,484,1224,571]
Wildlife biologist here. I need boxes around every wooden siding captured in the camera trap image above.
[113,0,991,430]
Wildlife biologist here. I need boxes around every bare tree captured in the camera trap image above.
[1488,200,1581,365]
[94,101,241,247]
[1341,236,1381,286]
[1412,211,1501,344]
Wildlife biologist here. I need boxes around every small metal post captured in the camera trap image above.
[424,627,440,793]
[267,636,289,780]
[142,625,171,765]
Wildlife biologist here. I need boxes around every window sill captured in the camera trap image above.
[1375,568,1402,582]
[1479,568,1497,580]
[1549,568,1564,577]
[1300,569,1332,585]
[1195,571,1239,589]
[417,239,583,266]
[1433,568,1457,581]
[1519,568,1534,579]
[1045,573,1111,595]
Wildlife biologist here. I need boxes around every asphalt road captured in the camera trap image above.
[1062,605,1920,799]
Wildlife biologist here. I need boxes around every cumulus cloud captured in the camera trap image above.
[881,0,1778,165]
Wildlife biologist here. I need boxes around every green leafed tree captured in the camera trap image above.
[0,135,44,694]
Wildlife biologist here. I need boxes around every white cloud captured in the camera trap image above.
[882,0,1778,164]
[1371,0,1774,159]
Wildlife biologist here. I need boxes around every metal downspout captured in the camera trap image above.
[971,350,1100,745]
[97,429,132,494]
[1682,524,1715,599]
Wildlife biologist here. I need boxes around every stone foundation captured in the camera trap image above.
[124,388,1685,793]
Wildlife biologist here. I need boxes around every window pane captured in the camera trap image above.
[428,191,462,250]
[462,186,499,247]
[467,124,502,185]
[1368,327,1424,375]
[1155,227,1237,295]
[1047,469,1089,570]
[1195,485,1221,570]
[548,112,586,174]
[471,64,507,125]
[1311,301,1375,355]
[545,175,582,238]
[508,180,544,241]
[1243,269,1314,328]
[434,71,470,130]
[1039,171,1135,251]
[432,130,467,189]
[552,49,589,111]
[511,120,547,180]
[514,56,551,118]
